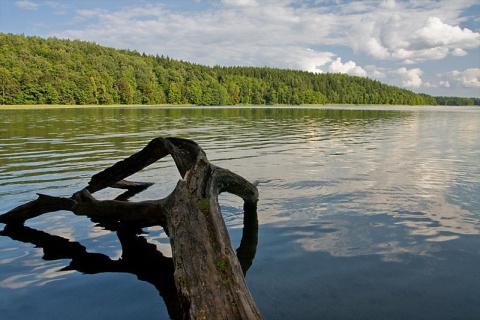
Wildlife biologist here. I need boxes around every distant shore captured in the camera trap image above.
[0,104,189,110]
[0,104,458,110]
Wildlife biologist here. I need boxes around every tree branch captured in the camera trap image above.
[0,137,263,319]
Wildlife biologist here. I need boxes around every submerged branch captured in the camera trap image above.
[0,137,263,320]
[0,193,76,225]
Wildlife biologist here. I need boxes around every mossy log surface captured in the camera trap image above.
[0,137,263,320]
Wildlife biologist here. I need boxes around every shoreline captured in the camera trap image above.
[0,104,187,110]
[0,103,462,110]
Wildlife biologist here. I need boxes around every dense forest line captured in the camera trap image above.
[1,33,478,106]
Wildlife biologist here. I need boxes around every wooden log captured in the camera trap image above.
[111,180,154,190]
[0,193,76,225]
[110,180,154,201]
[164,155,262,319]
[0,137,264,320]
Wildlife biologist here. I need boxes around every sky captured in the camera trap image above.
[1,0,479,98]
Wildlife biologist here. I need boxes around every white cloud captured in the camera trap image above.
[57,2,337,71]
[364,65,386,79]
[46,0,479,97]
[328,58,367,77]
[288,49,335,73]
[412,17,480,50]
[221,0,259,7]
[440,69,480,88]
[52,1,480,66]
[337,3,480,63]
[380,0,397,10]
[452,48,468,57]
[392,47,450,63]
[439,81,451,88]
[366,38,391,60]
[16,0,39,10]
[393,67,424,88]
[363,65,479,94]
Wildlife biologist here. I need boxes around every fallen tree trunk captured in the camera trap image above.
[0,137,264,320]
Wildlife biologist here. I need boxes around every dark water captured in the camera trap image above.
[0,106,479,320]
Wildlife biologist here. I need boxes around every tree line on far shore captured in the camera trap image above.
[1,33,478,106]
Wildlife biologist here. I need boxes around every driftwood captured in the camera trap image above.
[0,137,263,320]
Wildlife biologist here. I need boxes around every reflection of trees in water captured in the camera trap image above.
[1,107,411,142]
[1,212,258,320]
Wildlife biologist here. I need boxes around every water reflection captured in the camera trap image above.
[0,202,259,319]
[0,224,182,319]
[1,106,480,319]
[250,224,480,320]
[1,107,479,253]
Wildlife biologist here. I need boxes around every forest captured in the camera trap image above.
[1,33,478,106]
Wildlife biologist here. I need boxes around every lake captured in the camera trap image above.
[0,106,479,320]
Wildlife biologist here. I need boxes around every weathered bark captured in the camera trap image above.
[0,137,263,320]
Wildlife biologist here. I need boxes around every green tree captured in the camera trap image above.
[167,83,182,104]
[2,33,476,107]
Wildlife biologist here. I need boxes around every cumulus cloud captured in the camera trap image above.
[439,69,480,88]
[412,17,479,49]
[287,49,335,73]
[439,81,451,88]
[45,0,479,96]
[393,67,424,88]
[366,38,391,60]
[392,47,450,63]
[340,3,480,63]
[56,2,331,70]
[16,0,39,10]
[328,58,367,77]
[52,1,480,66]
[452,48,468,57]
[364,65,387,79]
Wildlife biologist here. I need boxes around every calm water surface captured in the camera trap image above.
[0,106,479,319]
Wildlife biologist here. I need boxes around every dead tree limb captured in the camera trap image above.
[0,137,263,320]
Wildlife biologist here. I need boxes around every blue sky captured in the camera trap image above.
[1,0,479,97]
